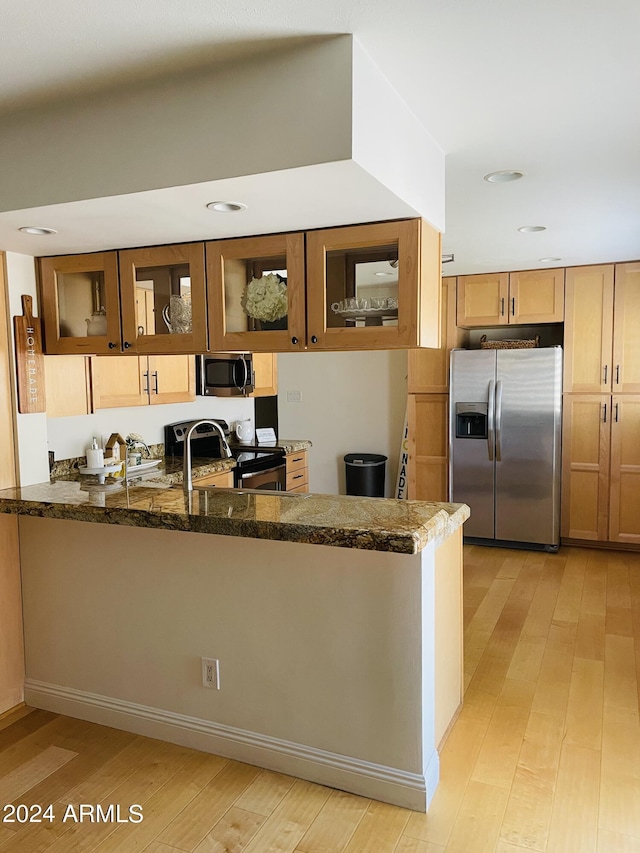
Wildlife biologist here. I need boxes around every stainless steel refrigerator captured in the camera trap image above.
[449,347,562,550]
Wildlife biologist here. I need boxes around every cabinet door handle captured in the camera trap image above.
[615,402,619,422]
[291,336,298,345]
[292,473,303,480]
[603,364,608,384]
[123,341,132,349]
[500,297,505,317]
[511,297,515,316]
[310,335,318,344]
[292,456,303,462]
[603,402,607,423]
[616,364,620,384]
[152,371,159,394]
[108,341,116,349]
[143,371,150,394]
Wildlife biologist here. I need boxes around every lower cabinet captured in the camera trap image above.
[561,393,640,544]
[407,394,449,501]
[192,470,234,488]
[92,355,195,409]
[285,450,309,492]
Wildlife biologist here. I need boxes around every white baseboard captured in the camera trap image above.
[25,679,433,811]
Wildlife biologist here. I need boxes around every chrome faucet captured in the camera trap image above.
[183,419,233,492]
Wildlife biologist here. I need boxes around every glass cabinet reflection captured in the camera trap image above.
[326,244,399,330]
[39,252,121,354]
[119,243,207,354]
[207,233,305,352]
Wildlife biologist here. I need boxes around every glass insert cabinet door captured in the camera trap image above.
[206,233,306,352]
[306,219,423,349]
[119,243,207,354]
[39,252,122,355]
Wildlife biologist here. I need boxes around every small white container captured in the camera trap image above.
[86,438,104,469]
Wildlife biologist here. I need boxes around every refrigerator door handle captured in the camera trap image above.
[495,379,504,462]
[487,380,495,461]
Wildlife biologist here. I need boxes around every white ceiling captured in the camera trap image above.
[1,0,639,275]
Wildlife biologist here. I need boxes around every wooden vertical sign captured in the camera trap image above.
[13,294,46,413]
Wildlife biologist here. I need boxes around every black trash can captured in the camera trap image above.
[344,453,387,497]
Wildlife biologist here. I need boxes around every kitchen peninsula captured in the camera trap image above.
[0,481,468,811]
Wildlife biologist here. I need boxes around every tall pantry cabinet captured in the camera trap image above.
[407,277,466,500]
[561,262,640,544]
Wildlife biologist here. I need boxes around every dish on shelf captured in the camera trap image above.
[331,307,399,320]
[77,461,123,484]
[125,458,162,476]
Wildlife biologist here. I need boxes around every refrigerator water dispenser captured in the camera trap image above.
[455,402,488,438]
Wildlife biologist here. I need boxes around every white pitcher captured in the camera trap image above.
[235,419,255,443]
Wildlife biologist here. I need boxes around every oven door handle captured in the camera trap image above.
[240,465,285,480]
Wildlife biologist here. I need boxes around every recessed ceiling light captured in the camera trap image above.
[19,226,57,236]
[206,201,247,213]
[375,271,395,277]
[518,225,546,233]
[442,253,455,264]
[539,257,561,263]
[483,170,524,183]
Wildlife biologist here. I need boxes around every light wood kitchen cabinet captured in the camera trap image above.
[612,262,640,394]
[406,277,463,501]
[118,243,207,354]
[408,277,466,393]
[208,219,441,352]
[39,252,121,355]
[40,244,207,356]
[457,272,508,327]
[192,470,234,488]
[457,268,564,327]
[206,233,306,353]
[92,355,195,409]
[609,395,640,544]
[285,450,309,492]
[565,262,640,394]
[44,356,91,417]
[563,265,615,393]
[306,219,441,350]
[251,352,278,397]
[561,393,640,545]
[561,394,610,541]
[407,394,449,501]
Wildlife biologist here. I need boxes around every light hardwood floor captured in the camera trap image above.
[1,544,639,852]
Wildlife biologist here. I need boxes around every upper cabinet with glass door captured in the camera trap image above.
[306,219,441,350]
[118,243,207,354]
[39,252,122,355]
[206,233,306,352]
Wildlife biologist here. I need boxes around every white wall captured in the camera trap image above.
[46,397,254,462]
[277,350,407,496]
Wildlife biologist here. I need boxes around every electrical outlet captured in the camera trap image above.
[286,390,302,403]
[201,657,220,689]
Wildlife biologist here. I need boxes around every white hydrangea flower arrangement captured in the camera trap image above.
[241,274,288,323]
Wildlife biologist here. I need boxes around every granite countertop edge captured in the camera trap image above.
[0,487,469,554]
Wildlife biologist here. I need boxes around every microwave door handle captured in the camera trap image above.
[487,380,495,461]
[495,380,504,462]
[234,356,248,394]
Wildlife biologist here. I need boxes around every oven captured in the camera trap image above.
[164,420,286,491]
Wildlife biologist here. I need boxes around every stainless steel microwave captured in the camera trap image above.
[196,353,255,397]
